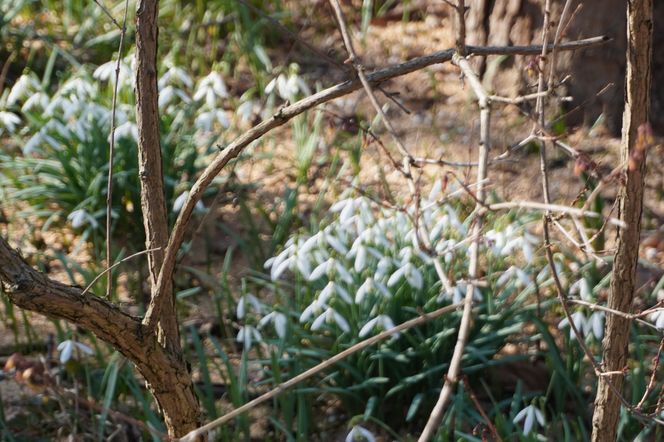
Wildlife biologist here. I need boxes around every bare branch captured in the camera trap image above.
[177,302,464,442]
[104,0,130,299]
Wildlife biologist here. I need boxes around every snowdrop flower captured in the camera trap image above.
[236,325,262,350]
[359,315,397,338]
[558,311,587,340]
[585,311,604,339]
[319,281,352,305]
[195,110,230,131]
[387,262,423,290]
[496,266,531,287]
[438,282,482,304]
[60,77,95,98]
[22,92,50,112]
[171,191,205,214]
[324,228,348,255]
[57,339,94,364]
[649,310,664,329]
[309,257,335,281]
[236,294,263,319]
[158,65,193,90]
[23,133,42,154]
[194,72,229,109]
[300,299,326,323]
[257,311,287,339]
[111,121,138,143]
[311,307,350,333]
[159,85,191,109]
[93,60,132,87]
[67,209,99,229]
[236,100,256,123]
[0,111,20,133]
[513,404,545,436]
[569,278,592,301]
[345,425,375,442]
[7,74,39,105]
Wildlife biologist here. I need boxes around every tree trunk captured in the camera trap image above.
[0,238,200,437]
[466,0,662,134]
[591,1,652,440]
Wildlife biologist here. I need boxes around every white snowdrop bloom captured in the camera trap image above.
[264,77,278,95]
[375,257,393,280]
[299,233,321,254]
[359,315,398,338]
[21,91,50,112]
[501,237,523,256]
[194,72,229,109]
[8,74,40,105]
[585,311,604,339]
[61,77,95,98]
[355,278,374,304]
[513,404,545,436]
[67,209,98,229]
[324,229,348,255]
[354,244,367,272]
[111,121,139,142]
[159,85,176,109]
[159,65,193,89]
[558,311,587,340]
[45,119,70,138]
[569,278,592,301]
[0,111,20,133]
[335,284,352,304]
[339,199,356,224]
[172,191,206,214]
[257,311,287,339]
[236,325,262,350]
[195,110,230,131]
[439,282,482,304]
[23,133,42,154]
[311,307,350,333]
[335,261,354,284]
[93,60,116,82]
[345,425,375,442]
[236,294,263,319]
[57,339,94,364]
[649,310,664,329]
[318,282,336,305]
[236,100,256,123]
[295,253,312,279]
[309,257,334,281]
[300,299,326,323]
[331,197,352,213]
[496,266,530,287]
[428,178,443,202]
[374,280,392,299]
[429,216,449,242]
[388,263,423,290]
[521,238,534,261]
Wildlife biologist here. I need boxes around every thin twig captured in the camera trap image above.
[92,0,123,30]
[103,0,130,299]
[81,248,161,296]
[177,302,464,442]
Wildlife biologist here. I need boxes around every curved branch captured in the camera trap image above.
[0,236,199,437]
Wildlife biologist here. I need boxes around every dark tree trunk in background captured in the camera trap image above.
[467,0,663,134]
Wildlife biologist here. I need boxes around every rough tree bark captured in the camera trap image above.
[591,1,653,440]
[0,239,200,437]
[134,0,179,349]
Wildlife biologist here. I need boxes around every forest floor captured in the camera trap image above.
[2,3,664,440]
